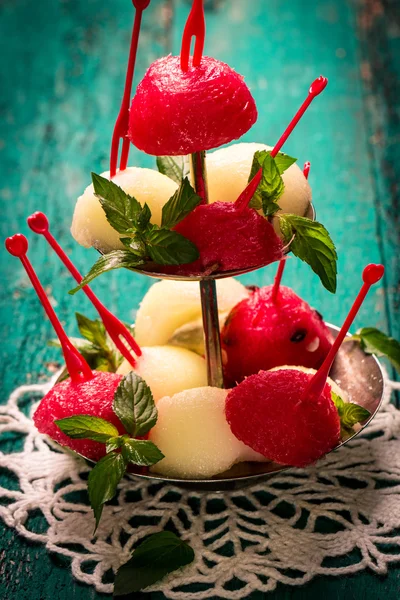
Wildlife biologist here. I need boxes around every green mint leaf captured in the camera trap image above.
[54,415,119,442]
[331,391,345,412]
[121,439,164,467]
[69,251,144,294]
[341,403,371,427]
[352,327,400,372]
[248,151,284,215]
[331,392,371,437]
[113,372,157,437]
[161,177,201,229]
[145,227,199,265]
[94,357,113,372]
[105,435,128,454]
[92,173,143,234]
[114,531,195,596]
[119,235,147,258]
[48,336,119,374]
[156,156,190,184]
[75,313,107,349]
[263,200,282,217]
[88,452,126,531]
[273,152,297,174]
[136,203,152,231]
[279,214,337,293]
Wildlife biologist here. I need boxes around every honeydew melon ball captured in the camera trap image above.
[71,167,178,253]
[117,345,207,403]
[135,277,249,347]
[269,366,348,402]
[149,387,264,479]
[206,142,312,233]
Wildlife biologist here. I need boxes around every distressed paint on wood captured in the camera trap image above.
[0,0,399,598]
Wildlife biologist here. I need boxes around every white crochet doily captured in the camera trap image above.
[1,372,400,598]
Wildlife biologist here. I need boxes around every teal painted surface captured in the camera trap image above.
[0,0,399,598]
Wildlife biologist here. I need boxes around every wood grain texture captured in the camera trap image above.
[0,0,399,598]
[356,0,400,343]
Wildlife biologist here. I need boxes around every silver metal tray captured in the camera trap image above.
[125,323,384,491]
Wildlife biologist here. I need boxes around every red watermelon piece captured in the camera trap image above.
[33,371,123,462]
[128,55,257,155]
[171,202,283,276]
[222,285,332,385]
[225,369,341,467]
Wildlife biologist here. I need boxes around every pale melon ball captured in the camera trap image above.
[71,167,178,252]
[269,366,348,402]
[149,387,264,479]
[167,313,227,355]
[117,345,207,402]
[135,277,249,347]
[207,142,312,234]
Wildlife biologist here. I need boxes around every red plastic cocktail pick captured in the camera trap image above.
[241,77,325,204]
[235,167,263,212]
[180,0,206,71]
[271,76,328,158]
[27,212,141,367]
[271,258,287,303]
[305,263,385,401]
[5,234,93,383]
[110,0,151,178]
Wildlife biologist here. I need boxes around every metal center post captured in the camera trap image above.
[190,151,224,388]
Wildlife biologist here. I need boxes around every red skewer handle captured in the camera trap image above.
[271,258,287,304]
[5,234,93,383]
[110,0,151,178]
[180,0,206,71]
[237,77,325,211]
[305,263,384,401]
[27,212,141,367]
[235,167,263,212]
[271,76,328,158]
[303,161,311,180]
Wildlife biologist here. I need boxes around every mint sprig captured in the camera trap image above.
[248,150,297,216]
[331,392,371,438]
[114,531,195,596]
[156,155,190,184]
[279,214,337,293]
[55,373,164,530]
[247,152,337,294]
[88,452,126,528]
[70,175,200,293]
[348,327,400,372]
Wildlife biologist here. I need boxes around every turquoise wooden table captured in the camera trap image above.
[1,0,399,598]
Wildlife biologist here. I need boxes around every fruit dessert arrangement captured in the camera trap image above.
[6,0,400,533]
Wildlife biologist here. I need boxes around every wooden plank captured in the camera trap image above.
[355,0,400,377]
[0,0,171,403]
